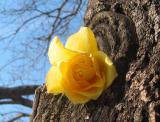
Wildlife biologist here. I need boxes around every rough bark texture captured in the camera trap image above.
[30,0,160,122]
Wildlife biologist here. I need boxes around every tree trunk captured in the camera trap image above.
[30,0,160,122]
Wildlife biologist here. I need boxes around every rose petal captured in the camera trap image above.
[46,66,63,95]
[60,61,81,88]
[48,36,77,65]
[60,61,104,100]
[93,51,117,89]
[62,83,90,104]
[65,27,98,53]
[62,78,103,102]
[60,61,103,87]
[74,86,103,100]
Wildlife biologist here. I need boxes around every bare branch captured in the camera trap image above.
[7,113,30,122]
[0,85,39,107]
[0,100,15,105]
[0,85,39,98]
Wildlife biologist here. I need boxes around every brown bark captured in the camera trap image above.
[30,0,160,122]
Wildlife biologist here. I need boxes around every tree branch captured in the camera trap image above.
[0,85,39,107]
[7,113,30,122]
[0,100,15,105]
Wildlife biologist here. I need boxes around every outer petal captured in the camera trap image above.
[63,88,90,104]
[74,86,103,100]
[46,66,63,95]
[93,51,117,89]
[48,36,77,65]
[65,27,98,53]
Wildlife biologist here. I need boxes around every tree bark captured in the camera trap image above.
[30,0,160,122]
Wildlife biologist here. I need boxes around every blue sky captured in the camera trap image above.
[0,0,87,121]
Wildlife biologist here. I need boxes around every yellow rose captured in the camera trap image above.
[46,27,117,104]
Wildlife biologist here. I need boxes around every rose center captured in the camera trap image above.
[71,54,95,81]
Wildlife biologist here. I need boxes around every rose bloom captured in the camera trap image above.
[46,27,117,104]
